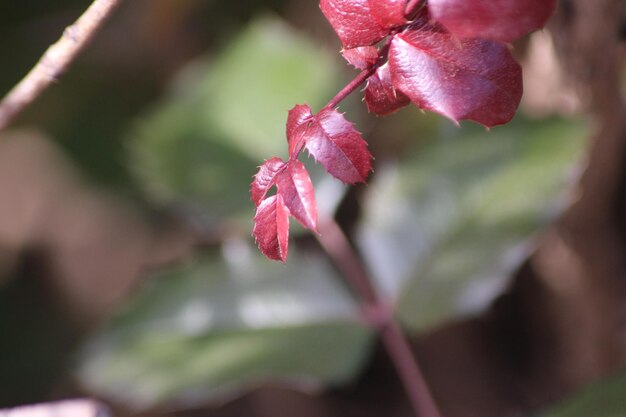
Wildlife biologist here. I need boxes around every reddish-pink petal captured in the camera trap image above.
[342,46,380,70]
[428,0,557,43]
[369,0,407,29]
[365,63,410,115]
[287,104,314,157]
[305,108,373,184]
[388,25,522,127]
[320,0,390,48]
[276,161,318,231]
[250,157,286,207]
[253,194,290,262]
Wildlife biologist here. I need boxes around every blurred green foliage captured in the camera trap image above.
[0,1,598,414]
[130,17,341,219]
[358,118,587,330]
[81,19,372,410]
[78,245,373,410]
[79,14,589,407]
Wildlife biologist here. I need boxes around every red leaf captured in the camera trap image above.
[253,194,290,262]
[305,108,373,184]
[428,0,557,43]
[365,63,411,115]
[251,157,286,207]
[320,0,389,48]
[369,0,407,29]
[388,24,522,127]
[287,105,314,157]
[275,161,318,231]
[342,46,380,70]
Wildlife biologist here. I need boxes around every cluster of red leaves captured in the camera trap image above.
[252,0,556,261]
[251,105,371,261]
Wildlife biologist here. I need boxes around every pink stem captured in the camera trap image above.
[381,320,443,417]
[317,219,443,417]
[325,36,394,110]
[280,12,441,416]
[325,66,378,110]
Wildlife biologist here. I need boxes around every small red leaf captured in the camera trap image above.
[287,105,314,157]
[369,0,407,29]
[365,63,411,115]
[388,24,523,127]
[253,194,290,262]
[276,161,318,231]
[342,46,380,70]
[305,108,373,184]
[251,157,286,207]
[320,0,389,48]
[428,0,557,43]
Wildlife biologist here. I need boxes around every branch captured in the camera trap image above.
[325,66,378,110]
[325,35,393,110]
[317,218,442,417]
[0,0,124,131]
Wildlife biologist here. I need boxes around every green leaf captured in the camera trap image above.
[357,117,588,330]
[77,243,374,410]
[205,17,341,160]
[540,372,626,417]
[129,16,341,219]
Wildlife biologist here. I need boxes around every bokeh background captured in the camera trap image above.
[1,1,625,416]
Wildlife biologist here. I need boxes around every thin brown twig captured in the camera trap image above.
[0,0,123,131]
[317,218,443,417]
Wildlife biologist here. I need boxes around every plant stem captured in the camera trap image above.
[325,35,395,111]
[326,66,379,110]
[317,218,443,417]
[307,38,442,416]
[0,0,123,131]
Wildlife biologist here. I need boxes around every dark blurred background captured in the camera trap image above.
[0,1,625,417]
